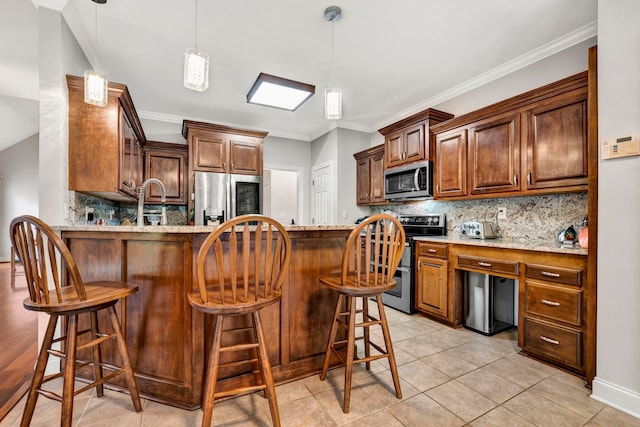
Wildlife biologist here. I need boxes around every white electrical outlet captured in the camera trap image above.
[497,207,507,220]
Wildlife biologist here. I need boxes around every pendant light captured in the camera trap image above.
[324,6,342,120]
[84,0,108,107]
[184,0,209,91]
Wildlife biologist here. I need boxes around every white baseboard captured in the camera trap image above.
[591,377,640,419]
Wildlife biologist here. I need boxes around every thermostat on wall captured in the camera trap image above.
[601,134,640,159]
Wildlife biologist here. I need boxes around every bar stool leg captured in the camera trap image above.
[362,297,371,371]
[20,315,58,427]
[320,294,344,381]
[253,311,281,427]
[107,306,142,411]
[90,311,104,398]
[201,315,224,427]
[62,315,78,427]
[343,295,357,414]
[375,295,402,399]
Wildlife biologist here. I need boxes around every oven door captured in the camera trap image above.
[380,242,414,314]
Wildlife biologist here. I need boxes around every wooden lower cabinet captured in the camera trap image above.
[417,242,594,383]
[62,228,349,409]
[415,242,448,319]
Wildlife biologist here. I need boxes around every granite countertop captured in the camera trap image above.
[413,235,588,256]
[54,224,357,234]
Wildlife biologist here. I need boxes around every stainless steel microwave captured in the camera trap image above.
[384,161,433,201]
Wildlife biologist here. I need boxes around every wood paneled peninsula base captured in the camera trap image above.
[58,225,355,410]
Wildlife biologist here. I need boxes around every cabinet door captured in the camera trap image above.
[192,133,227,173]
[469,113,520,195]
[119,112,138,196]
[403,122,426,163]
[356,157,371,204]
[526,93,588,190]
[145,148,187,205]
[385,131,404,168]
[229,137,262,175]
[435,129,467,198]
[416,256,448,318]
[369,152,386,203]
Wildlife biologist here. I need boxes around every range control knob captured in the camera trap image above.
[475,230,481,235]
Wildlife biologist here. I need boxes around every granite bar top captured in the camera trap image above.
[413,235,588,256]
[54,224,357,234]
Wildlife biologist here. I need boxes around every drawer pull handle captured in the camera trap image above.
[541,299,560,307]
[427,249,437,253]
[540,335,560,345]
[541,271,561,278]
[478,262,492,267]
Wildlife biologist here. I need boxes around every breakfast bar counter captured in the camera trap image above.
[58,225,355,409]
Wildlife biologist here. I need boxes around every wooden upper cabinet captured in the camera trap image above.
[144,141,188,205]
[379,109,454,170]
[183,121,266,176]
[192,133,227,173]
[525,88,588,191]
[229,137,263,175]
[431,71,589,200]
[67,75,146,201]
[354,145,386,205]
[469,112,520,195]
[435,129,467,198]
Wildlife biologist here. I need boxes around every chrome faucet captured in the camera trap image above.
[137,178,167,226]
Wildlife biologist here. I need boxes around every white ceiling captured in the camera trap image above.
[1,0,597,151]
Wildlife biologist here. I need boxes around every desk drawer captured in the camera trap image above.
[526,282,582,326]
[416,242,448,258]
[457,255,519,276]
[525,264,583,287]
[523,317,583,370]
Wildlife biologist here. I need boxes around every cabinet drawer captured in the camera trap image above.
[457,255,519,276]
[525,264,583,287]
[416,242,448,258]
[523,317,583,370]
[525,282,582,326]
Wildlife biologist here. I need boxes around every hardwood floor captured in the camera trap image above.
[0,262,37,422]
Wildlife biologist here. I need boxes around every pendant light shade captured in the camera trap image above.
[84,0,108,107]
[324,88,342,120]
[83,70,108,107]
[324,6,342,120]
[184,0,209,91]
[184,48,209,91]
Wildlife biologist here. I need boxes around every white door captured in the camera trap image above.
[312,162,334,225]
[264,169,299,225]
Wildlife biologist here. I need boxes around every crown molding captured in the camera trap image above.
[374,21,598,131]
[137,110,312,142]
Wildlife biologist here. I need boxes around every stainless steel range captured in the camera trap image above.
[381,213,447,314]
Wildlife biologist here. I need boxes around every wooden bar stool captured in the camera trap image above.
[188,215,291,427]
[9,215,142,427]
[319,214,405,413]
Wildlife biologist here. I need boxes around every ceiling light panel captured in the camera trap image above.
[247,73,315,111]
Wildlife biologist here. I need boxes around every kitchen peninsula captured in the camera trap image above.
[57,224,355,409]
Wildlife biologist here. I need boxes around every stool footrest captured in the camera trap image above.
[215,384,265,399]
[77,333,115,351]
[74,369,125,396]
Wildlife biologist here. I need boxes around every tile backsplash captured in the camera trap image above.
[69,191,188,226]
[372,192,588,243]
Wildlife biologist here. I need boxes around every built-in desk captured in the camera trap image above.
[57,225,355,409]
[413,236,593,384]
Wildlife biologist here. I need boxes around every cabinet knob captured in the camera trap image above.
[478,261,492,267]
[541,299,560,307]
[540,335,560,345]
[417,260,421,269]
[527,172,532,185]
[427,249,436,253]
[541,271,561,278]
[514,174,518,186]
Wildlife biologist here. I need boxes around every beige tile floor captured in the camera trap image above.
[2,301,639,427]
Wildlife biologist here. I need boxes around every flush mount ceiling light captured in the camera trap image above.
[84,0,108,107]
[184,0,209,91]
[324,5,342,120]
[246,73,315,111]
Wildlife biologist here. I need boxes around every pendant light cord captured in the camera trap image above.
[94,2,98,71]
[195,0,198,50]
[330,20,335,86]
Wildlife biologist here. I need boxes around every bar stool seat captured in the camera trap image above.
[188,215,291,427]
[319,214,405,413]
[10,215,142,427]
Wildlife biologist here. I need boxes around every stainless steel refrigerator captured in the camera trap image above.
[194,171,262,226]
